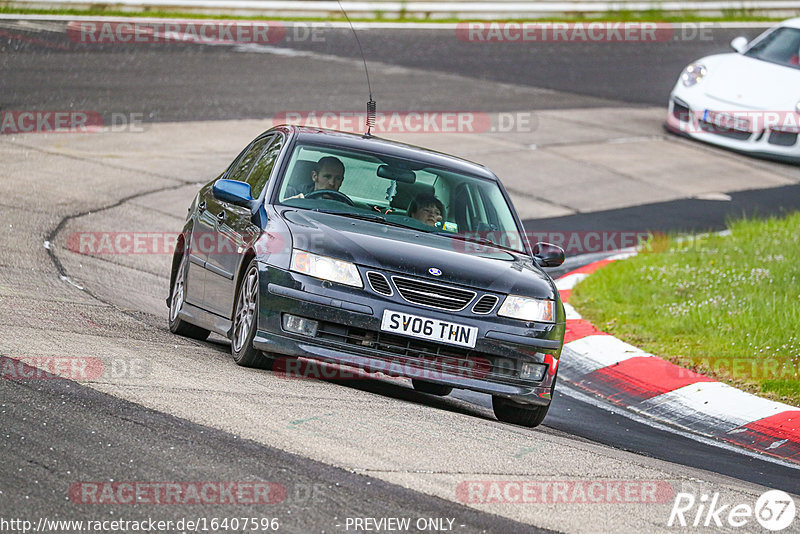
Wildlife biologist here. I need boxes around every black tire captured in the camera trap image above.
[168,253,211,341]
[492,396,549,428]
[231,258,272,369]
[411,379,453,396]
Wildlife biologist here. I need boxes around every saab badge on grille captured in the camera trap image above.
[428,267,442,276]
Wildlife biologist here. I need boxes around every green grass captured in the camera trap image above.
[571,213,800,408]
[0,6,789,23]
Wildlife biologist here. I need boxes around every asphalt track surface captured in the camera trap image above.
[2,18,800,533]
[0,22,770,116]
[2,366,549,533]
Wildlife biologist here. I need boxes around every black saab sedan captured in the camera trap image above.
[167,125,566,427]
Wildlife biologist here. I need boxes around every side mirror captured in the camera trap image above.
[533,242,565,267]
[212,179,254,208]
[730,36,748,53]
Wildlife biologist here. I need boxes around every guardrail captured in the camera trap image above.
[5,0,800,17]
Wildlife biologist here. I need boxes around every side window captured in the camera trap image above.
[247,135,284,198]
[221,145,249,178]
[227,136,271,183]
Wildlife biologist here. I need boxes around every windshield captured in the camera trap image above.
[276,143,526,253]
[744,27,800,69]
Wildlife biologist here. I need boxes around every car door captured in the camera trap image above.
[217,134,285,319]
[184,181,216,306]
[203,134,276,317]
[185,143,249,308]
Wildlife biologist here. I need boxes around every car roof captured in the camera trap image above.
[278,125,498,181]
[781,17,800,29]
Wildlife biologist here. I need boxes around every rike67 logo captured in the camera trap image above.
[668,489,796,531]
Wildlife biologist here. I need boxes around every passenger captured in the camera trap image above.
[408,193,444,227]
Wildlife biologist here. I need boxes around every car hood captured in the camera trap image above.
[703,54,800,109]
[282,209,556,299]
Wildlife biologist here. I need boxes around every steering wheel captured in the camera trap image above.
[304,189,354,206]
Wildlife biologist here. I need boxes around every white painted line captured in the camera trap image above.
[562,334,646,374]
[606,248,637,261]
[555,272,587,291]
[232,44,316,56]
[639,381,797,433]
[563,303,582,320]
[693,192,733,201]
[672,228,733,243]
[604,135,665,145]
[59,275,83,290]
[558,382,800,471]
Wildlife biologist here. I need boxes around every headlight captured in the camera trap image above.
[290,249,362,288]
[681,63,707,87]
[498,295,555,323]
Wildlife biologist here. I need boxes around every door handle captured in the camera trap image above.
[217,211,226,221]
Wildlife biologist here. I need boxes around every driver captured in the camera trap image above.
[311,156,345,192]
[287,156,345,199]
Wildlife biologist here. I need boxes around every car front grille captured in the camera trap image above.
[391,276,475,311]
[315,322,529,384]
[698,120,752,141]
[472,294,499,314]
[366,271,392,296]
[768,130,798,147]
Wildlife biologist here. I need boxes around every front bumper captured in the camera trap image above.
[665,89,800,164]
[253,263,564,406]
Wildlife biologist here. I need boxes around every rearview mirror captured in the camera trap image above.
[212,179,254,208]
[730,36,748,53]
[533,242,565,267]
[377,165,416,183]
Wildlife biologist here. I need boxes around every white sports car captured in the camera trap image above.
[665,18,800,163]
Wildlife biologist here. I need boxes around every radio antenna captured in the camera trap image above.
[336,0,376,136]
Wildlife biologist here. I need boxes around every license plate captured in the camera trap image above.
[703,109,750,132]
[380,310,478,348]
